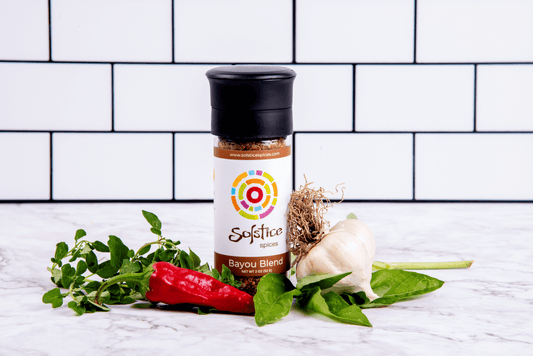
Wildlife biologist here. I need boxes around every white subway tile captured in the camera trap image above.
[356,65,474,132]
[0,63,111,130]
[415,134,533,200]
[52,0,172,62]
[295,133,413,199]
[0,133,50,200]
[174,134,213,199]
[114,65,217,131]
[477,65,533,131]
[283,65,353,131]
[0,0,49,60]
[174,0,292,62]
[53,133,173,200]
[297,0,414,63]
[417,0,533,62]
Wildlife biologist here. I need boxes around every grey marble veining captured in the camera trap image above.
[0,203,531,355]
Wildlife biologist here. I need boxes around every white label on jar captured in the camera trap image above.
[213,145,291,276]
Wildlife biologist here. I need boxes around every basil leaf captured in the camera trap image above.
[360,270,444,309]
[197,263,210,273]
[108,235,129,269]
[90,241,110,253]
[347,213,358,220]
[205,268,220,280]
[142,210,162,230]
[254,273,301,327]
[74,229,87,241]
[299,287,371,327]
[150,228,162,236]
[296,272,351,291]
[42,288,64,308]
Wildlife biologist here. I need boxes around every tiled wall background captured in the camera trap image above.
[1,0,533,202]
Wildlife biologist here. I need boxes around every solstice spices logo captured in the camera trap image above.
[231,170,278,220]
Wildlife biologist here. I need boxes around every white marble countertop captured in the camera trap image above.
[0,203,531,355]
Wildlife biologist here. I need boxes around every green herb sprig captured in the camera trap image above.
[43,210,239,315]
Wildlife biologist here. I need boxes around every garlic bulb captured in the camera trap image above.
[295,218,379,301]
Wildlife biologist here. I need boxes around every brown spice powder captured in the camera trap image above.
[217,136,288,296]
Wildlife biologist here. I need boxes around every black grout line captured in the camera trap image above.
[292,133,296,191]
[172,134,176,199]
[111,64,115,131]
[473,64,477,132]
[4,59,533,65]
[292,0,296,63]
[171,0,175,63]
[352,64,356,132]
[48,0,52,61]
[3,130,533,134]
[49,132,53,200]
[1,199,532,204]
[412,133,416,200]
[413,0,417,63]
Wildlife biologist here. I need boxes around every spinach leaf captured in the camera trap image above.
[254,273,301,326]
[299,287,371,327]
[357,270,444,308]
[296,272,351,291]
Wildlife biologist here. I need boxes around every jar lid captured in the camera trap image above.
[206,65,296,139]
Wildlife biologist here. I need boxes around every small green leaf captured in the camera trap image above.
[108,235,129,269]
[142,210,162,230]
[50,267,62,286]
[120,260,141,274]
[197,262,210,273]
[96,260,118,278]
[54,242,69,263]
[76,260,88,275]
[189,249,201,269]
[60,263,76,288]
[254,273,301,327]
[150,228,162,236]
[85,251,99,273]
[205,268,220,280]
[42,288,64,308]
[347,213,358,220]
[296,272,352,291]
[179,250,193,270]
[138,244,151,256]
[74,229,87,241]
[83,281,102,294]
[197,306,217,315]
[68,301,86,315]
[127,249,135,258]
[90,241,110,253]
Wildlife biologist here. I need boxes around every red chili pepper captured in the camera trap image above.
[95,261,254,314]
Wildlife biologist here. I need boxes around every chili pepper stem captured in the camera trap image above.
[372,260,474,271]
[95,265,153,305]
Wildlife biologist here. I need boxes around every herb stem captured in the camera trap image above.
[372,260,474,271]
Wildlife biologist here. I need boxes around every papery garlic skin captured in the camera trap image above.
[295,219,379,301]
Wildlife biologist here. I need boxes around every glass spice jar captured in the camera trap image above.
[206,66,296,295]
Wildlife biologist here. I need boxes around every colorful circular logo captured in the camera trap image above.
[231,170,278,220]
